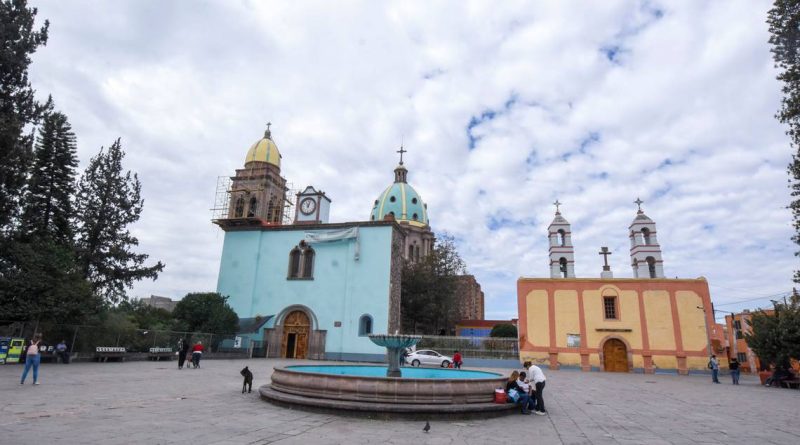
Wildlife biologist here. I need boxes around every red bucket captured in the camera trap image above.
[494,389,507,404]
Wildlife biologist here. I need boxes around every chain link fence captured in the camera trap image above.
[0,320,252,362]
[415,335,518,360]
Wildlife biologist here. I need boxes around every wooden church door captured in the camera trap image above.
[281,311,310,359]
[603,339,629,372]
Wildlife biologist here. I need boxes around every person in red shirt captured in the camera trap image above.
[453,351,463,369]
[191,341,204,368]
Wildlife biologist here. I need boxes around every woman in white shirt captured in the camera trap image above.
[20,333,43,385]
[524,361,547,415]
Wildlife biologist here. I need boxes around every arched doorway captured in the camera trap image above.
[281,311,310,359]
[603,338,629,372]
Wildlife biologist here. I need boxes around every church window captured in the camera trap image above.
[267,197,277,222]
[557,229,566,246]
[359,315,373,336]
[412,197,418,204]
[412,213,418,221]
[559,257,568,278]
[603,296,618,319]
[415,245,420,261]
[390,196,396,202]
[646,256,656,278]
[641,228,651,245]
[371,215,375,221]
[374,200,379,205]
[247,197,258,217]
[234,197,245,218]
[288,248,301,278]
[302,247,315,278]
[408,244,414,259]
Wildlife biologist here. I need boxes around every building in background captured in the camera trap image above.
[724,309,771,374]
[141,295,177,312]
[456,319,517,337]
[517,201,717,374]
[454,275,485,321]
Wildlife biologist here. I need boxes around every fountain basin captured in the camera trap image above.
[260,364,517,419]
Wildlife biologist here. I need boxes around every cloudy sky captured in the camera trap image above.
[27,0,796,321]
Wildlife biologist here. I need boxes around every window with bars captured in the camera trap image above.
[603,296,617,320]
[737,353,747,363]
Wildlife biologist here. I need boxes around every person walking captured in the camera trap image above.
[524,361,547,415]
[178,338,190,369]
[709,355,720,383]
[20,334,43,385]
[729,357,740,385]
[453,351,463,369]
[191,341,204,369]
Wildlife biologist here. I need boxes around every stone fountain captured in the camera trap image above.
[368,333,422,377]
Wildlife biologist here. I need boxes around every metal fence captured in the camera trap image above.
[0,320,253,360]
[415,335,518,360]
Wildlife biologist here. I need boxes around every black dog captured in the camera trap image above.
[240,366,253,393]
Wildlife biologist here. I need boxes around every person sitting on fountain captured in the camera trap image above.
[505,371,534,414]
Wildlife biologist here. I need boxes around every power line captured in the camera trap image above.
[714,291,792,307]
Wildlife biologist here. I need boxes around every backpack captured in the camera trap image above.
[707,360,713,369]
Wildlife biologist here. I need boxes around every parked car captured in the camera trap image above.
[405,349,452,368]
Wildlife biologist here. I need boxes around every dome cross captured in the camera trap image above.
[553,199,562,214]
[396,144,407,165]
[265,122,272,139]
[634,197,644,213]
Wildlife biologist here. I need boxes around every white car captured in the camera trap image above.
[405,349,452,368]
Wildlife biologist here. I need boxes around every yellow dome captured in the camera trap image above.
[244,133,281,168]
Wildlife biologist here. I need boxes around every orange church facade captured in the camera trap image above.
[517,277,715,374]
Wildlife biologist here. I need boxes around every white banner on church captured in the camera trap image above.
[304,227,360,260]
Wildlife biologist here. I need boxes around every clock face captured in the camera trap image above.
[300,197,317,215]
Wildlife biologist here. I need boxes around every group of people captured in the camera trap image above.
[708,355,743,385]
[505,361,547,415]
[177,338,204,369]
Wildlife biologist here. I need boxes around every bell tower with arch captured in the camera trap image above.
[629,198,665,278]
[548,200,575,278]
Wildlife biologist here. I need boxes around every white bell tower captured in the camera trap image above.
[629,198,665,278]
[548,200,575,278]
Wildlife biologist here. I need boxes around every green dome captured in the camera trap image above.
[370,165,428,227]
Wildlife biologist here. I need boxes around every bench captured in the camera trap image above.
[95,346,127,362]
[780,378,800,389]
[148,347,174,361]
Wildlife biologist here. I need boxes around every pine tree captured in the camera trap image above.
[19,110,78,243]
[768,1,800,282]
[0,0,49,234]
[74,139,165,303]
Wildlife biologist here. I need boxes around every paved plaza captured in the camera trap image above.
[0,358,797,444]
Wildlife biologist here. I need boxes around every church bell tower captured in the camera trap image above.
[629,198,665,278]
[548,200,575,278]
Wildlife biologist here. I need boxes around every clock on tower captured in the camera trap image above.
[294,186,331,224]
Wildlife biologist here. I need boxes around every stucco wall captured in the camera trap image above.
[216,224,396,357]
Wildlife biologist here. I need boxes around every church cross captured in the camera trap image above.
[553,199,562,214]
[264,122,272,139]
[599,246,612,271]
[397,145,407,165]
[634,197,644,212]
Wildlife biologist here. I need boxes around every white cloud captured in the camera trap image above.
[28,0,795,320]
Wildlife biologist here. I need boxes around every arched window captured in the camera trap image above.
[234,197,245,218]
[415,245,420,261]
[302,247,315,278]
[559,257,568,278]
[247,197,258,217]
[408,244,414,260]
[288,248,301,278]
[267,197,277,222]
[557,229,566,246]
[641,228,651,245]
[359,315,373,336]
[646,256,656,278]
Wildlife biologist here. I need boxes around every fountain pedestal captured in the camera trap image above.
[368,334,422,377]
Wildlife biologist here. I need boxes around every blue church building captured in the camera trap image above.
[214,126,433,361]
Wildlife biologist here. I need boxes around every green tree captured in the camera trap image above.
[0,237,100,323]
[490,323,518,338]
[0,0,49,234]
[115,298,175,331]
[73,139,164,303]
[401,234,467,335]
[19,110,78,243]
[172,292,238,334]
[768,1,800,282]
[745,293,800,369]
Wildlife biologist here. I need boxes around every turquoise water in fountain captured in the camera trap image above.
[287,365,501,379]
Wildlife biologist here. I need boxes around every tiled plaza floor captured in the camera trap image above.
[0,358,797,444]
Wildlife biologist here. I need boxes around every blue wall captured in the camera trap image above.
[216,225,394,357]
[457,328,492,337]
